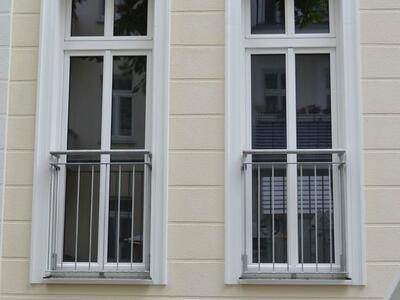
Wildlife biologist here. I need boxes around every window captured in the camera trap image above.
[31,0,169,284]
[226,0,364,284]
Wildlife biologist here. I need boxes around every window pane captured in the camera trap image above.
[296,54,331,149]
[111,56,147,150]
[68,57,103,151]
[251,0,285,34]
[114,0,148,36]
[64,57,103,263]
[71,0,105,36]
[252,55,286,149]
[295,0,330,34]
[108,56,147,264]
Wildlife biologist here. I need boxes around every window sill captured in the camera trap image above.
[239,275,352,286]
[42,272,153,285]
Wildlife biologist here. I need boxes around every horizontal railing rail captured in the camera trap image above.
[46,150,152,280]
[50,149,152,158]
[243,148,346,157]
[241,149,347,280]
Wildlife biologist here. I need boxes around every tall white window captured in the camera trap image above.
[226,0,364,284]
[31,0,169,284]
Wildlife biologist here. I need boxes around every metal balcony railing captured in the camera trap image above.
[46,150,152,280]
[241,149,348,280]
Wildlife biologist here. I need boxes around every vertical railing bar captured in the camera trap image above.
[59,166,64,271]
[88,165,94,270]
[102,163,109,272]
[285,162,289,274]
[272,165,275,273]
[329,164,333,272]
[47,166,54,271]
[314,164,318,273]
[300,164,304,273]
[74,165,81,271]
[130,165,136,270]
[117,165,122,270]
[242,158,247,274]
[257,164,261,272]
[283,164,289,274]
[53,167,59,271]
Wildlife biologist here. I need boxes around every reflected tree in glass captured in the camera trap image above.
[114,0,148,36]
[295,0,330,33]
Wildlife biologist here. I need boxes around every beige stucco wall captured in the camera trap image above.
[1,0,400,299]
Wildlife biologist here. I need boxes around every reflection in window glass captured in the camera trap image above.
[107,163,144,263]
[114,0,148,36]
[296,54,332,149]
[64,56,103,263]
[63,165,100,262]
[108,56,147,264]
[251,0,285,34]
[297,160,334,264]
[252,159,288,264]
[71,0,105,36]
[111,56,147,150]
[295,0,330,34]
[251,55,287,149]
[68,57,103,151]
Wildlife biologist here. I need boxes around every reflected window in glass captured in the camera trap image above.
[251,0,285,34]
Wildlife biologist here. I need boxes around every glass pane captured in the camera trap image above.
[114,0,148,36]
[63,57,103,263]
[295,0,330,34]
[71,0,105,36]
[251,0,285,34]
[63,164,100,262]
[252,156,288,264]
[297,161,334,264]
[68,57,103,151]
[108,56,147,264]
[296,54,332,149]
[252,55,287,149]
[107,164,144,263]
[111,56,147,151]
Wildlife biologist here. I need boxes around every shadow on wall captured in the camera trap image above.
[388,273,400,300]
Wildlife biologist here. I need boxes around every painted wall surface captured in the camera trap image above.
[1,0,400,299]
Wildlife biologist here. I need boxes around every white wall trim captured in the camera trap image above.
[30,0,170,284]
[225,0,365,285]
[0,0,13,289]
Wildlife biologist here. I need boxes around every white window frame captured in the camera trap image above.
[31,0,170,284]
[225,0,365,285]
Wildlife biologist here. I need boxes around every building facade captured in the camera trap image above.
[0,0,400,299]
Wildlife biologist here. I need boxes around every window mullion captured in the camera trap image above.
[97,51,113,268]
[286,0,295,36]
[104,0,114,38]
[286,48,299,270]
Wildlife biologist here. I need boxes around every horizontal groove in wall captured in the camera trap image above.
[169,222,224,226]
